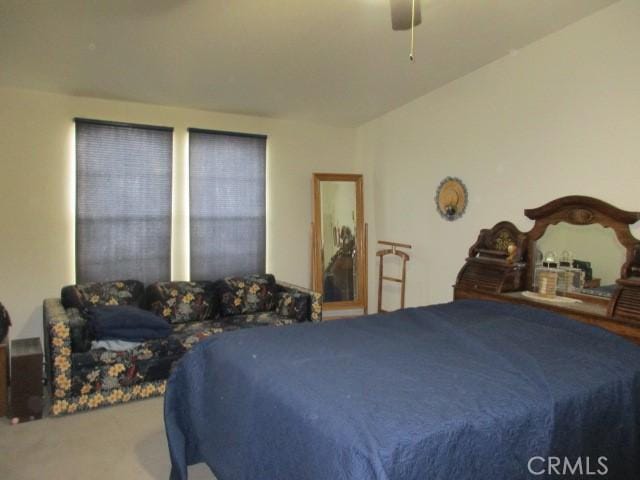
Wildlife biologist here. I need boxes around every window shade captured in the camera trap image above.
[189,129,266,280]
[75,119,173,284]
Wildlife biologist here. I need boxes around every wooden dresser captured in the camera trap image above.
[454,196,640,345]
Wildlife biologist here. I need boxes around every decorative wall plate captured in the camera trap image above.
[435,177,468,221]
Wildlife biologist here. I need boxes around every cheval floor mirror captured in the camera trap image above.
[311,173,367,318]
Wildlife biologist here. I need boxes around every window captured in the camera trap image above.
[75,119,173,284]
[189,129,266,280]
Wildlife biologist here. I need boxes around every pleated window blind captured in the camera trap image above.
[75,119,173,284]
[189,129,266,280]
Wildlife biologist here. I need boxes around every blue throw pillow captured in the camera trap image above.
[86,306,171,342]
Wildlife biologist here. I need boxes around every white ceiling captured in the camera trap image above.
[0,0,618,126]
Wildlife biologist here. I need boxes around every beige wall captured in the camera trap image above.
[0,87,357,339]
[357,0,640,312]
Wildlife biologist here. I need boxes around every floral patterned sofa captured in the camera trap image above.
[43,274,322,416]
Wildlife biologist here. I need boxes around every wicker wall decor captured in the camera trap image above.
[435,177,468,221]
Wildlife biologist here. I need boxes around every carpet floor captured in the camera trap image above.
[0,397,215,480]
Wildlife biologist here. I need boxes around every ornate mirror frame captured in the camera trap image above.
[311,173,367,313]
[524,196,640,292]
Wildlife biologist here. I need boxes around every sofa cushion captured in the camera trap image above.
[275,291,310,322]
[224,311,296,328]
[217,274,277,316]
[69,319,235,396]
[61,280,144,311]
[146,281,216,324]
[87,306,171,342]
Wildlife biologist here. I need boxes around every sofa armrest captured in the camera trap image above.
[276,281,323,322]
[43,298,73,401]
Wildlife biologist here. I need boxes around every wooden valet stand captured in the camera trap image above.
[377,240,412,313]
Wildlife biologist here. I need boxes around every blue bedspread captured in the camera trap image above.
[165,300,640,479]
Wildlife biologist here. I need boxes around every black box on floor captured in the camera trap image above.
[10,337,43,422]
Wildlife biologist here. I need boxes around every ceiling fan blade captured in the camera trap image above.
[390,0,422,31]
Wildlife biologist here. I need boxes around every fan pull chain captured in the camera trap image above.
[409,0,416,61]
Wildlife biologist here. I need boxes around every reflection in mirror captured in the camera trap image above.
[536,222,626,297]
[321,181,357,302]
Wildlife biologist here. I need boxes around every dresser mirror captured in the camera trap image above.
[454,196,640,344]
[311,173,367,313]
[535,222,627,297]
[525,196,640,301]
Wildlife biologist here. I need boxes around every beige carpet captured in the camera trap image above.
[0,397,215,480]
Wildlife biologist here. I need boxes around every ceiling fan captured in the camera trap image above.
[390,0,422,61]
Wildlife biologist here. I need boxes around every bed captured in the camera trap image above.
[164,299,640,479]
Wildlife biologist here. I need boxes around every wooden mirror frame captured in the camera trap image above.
[524,196,640,292]
[311,173,367,312]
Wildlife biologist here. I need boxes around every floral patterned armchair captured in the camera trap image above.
[43,275,322,416]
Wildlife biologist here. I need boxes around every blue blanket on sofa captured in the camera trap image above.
[164,300,640,480]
